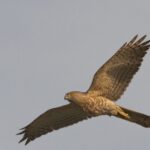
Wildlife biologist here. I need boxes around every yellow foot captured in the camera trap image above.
[118,109,130,119]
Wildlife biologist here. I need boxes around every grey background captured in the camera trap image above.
[0,0,150,150]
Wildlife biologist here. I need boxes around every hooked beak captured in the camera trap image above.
[64,94,70,100]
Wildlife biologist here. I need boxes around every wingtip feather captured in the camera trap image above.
[135,35,147,44]
[129,34,138,44]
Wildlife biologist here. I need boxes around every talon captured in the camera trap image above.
[119,111,130,119]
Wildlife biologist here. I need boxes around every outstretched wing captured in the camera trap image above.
[17,103,90,145]
[88,35,150,101]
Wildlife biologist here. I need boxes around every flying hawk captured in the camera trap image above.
[18,35,150,145]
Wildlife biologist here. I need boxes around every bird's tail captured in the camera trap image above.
[115,106,150,127]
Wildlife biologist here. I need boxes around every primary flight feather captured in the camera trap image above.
[18,35,150,145]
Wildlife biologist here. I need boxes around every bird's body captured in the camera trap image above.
[65,91,128,117]
[18,35,150,145]
[79,95,118,116]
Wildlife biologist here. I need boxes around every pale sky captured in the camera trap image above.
[0,1,150,150]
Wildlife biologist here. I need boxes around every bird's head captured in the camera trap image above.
[64,91,86,105]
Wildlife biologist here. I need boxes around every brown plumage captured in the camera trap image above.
[18,35,150,145]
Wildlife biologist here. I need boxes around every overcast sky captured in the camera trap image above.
[0,0,150,150]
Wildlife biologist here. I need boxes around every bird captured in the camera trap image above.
[17,35,150,145]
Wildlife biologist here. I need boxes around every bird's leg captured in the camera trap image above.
[117,107,130,119]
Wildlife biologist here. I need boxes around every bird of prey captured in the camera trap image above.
[18,35,150,145]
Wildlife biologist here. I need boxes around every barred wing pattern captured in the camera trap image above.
[17,103,89,145]
[88,35,150,101]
